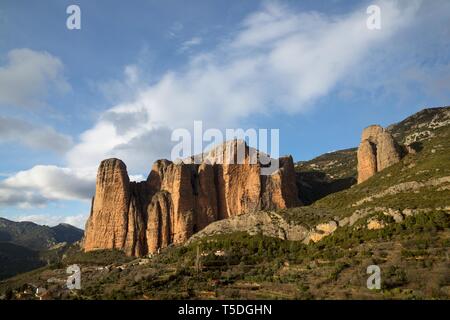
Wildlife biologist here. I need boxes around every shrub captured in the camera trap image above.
[383,266,408,289]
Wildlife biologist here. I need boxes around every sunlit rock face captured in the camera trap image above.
[357,125,402,184]
[84,141,301,256]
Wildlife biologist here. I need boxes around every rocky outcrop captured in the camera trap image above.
[84,141,301,256]
[367,218,385,230]
[84,159,130,253]
[356,140,378,184]
[304,220,338,243]
[261,156,300,210]
[84,159,152,256]
[187,211,309,244]
[357,125,402,184]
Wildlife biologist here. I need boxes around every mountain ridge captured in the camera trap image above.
[0,218,84,280]
[0,217,83,251]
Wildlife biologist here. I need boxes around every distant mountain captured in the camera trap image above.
[0,218,83,251]
[51,223,84,244]
[0,218,83,280]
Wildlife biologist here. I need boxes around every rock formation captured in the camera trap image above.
[84,140,301,256]
[186,211,309,244]
[84,159,151,256]
[357,125,402,184]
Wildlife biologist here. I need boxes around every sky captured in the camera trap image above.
[0,0,449,229]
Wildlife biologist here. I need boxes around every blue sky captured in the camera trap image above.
[0,0,449,228]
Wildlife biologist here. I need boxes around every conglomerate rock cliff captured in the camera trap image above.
[84,140,301,256]
[357,125,403,184]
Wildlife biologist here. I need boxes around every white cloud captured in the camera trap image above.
[167,22,184,38]
[16,213,88,229]
[0,48,70,108]
[0,188,47,208]
[0,116,73,153]
[129,174,145,182]
[0,165,95,207]
[349,2,450,106]
[96,64,141,102]
[66,0,421,173]
[179,37,203,52]
[0,164,151,208]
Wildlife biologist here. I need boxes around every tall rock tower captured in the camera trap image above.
[357,125,402,184]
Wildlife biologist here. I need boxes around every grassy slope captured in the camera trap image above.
[296,148,357,180]
[2,210,447,300]
[0,219,84,281]
[0,243,45,280]
[0,219,57,251]
[315,125,450,217]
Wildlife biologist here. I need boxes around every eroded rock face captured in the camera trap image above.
[357,140,377,184]
[84,141,301,256]
[305,220,338,243]
[195,163,219,230]
[146,191,173,253]
[84,159,151,256]
[187,211,309,244]
[357,125,402,184]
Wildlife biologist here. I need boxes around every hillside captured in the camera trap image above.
[0,218,83,280]
[0,218,58,251]
[0,243,45,280]
[296,148,357,180]
[51,224,84,244]
[0,218,83,251]
[294,106,450,204]
[0,106,449,300]
[195,107,450,235]
[387,106,450,144]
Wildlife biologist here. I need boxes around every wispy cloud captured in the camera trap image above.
[167,21,184,38]
[15,213,88,229]
[0,166,95,207]
[96,64,142,102]
[0,116,73,154]
[66,0,421,173]
[0,48,70,108]
[179,37,203,52]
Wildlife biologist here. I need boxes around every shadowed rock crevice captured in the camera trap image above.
[296,171,356,205]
